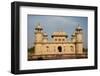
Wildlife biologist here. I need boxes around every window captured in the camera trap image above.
[58,46,62,52]
[55,39,57,41]
[70,46,74,51]
[62,39,65,41]
[46,46,49,52]
[46,46,49,48]
[59,39,61,41]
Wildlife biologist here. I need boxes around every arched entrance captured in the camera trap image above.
[58,46,62,52]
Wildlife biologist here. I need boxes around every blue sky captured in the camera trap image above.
[28,15,88,49]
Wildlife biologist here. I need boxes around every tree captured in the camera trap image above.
[28,46,35,53]
[83,48,88,54]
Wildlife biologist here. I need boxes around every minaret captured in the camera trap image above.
[34,23,44,55]
[34,23,43,43]
[75,24,83,54]
[43,32,48,42]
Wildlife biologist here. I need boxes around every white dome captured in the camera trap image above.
[76,24,82,30]
[35,23,43,30]
[43,32,48,36]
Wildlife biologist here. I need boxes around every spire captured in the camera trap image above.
[76,24,82,31]
[35,22,43,30]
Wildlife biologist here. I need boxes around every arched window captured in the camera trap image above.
[70,46,74,51]
[46,46,49,52]
[46,46,49,48]
[62,39,65,41]
[59,39,61,41]
[55,39,57,41]
[58,46,62,52]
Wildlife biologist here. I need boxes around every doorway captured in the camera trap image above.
[58,46,62,52]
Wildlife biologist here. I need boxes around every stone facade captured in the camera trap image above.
[33,23,83,56]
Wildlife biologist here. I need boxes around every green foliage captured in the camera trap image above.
[83,48,88,53]
[28,46,35,53]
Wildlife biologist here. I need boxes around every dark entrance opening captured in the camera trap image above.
[58,46,62,52]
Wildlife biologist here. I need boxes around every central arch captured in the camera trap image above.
[58,46,62,52]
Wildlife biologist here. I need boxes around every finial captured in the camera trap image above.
[35,22,43,30]
[38,22,40,26]
[36,22,40,27]
[78,24,80,27]
[76,24,82,30]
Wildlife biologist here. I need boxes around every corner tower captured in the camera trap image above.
[34,23,43,43]
[34,23,44,55]
[43,32,48,42]
[75,24,83,54]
